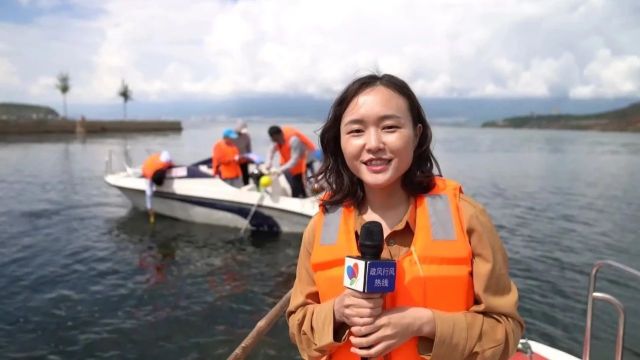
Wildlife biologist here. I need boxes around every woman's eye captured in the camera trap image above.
[347,128,364,135]
[383,125,399,132]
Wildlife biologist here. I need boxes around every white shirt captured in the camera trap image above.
[145,179,155,210]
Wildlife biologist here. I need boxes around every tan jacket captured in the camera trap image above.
[286,194,524,359]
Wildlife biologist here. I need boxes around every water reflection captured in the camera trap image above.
[2,125,639,359]
[138,239,177,286]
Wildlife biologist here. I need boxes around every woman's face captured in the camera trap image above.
[340,85,421,191]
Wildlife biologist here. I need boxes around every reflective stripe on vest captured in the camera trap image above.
[426,194,455,240]
[319,194,456,245]
[310,177,473,360]
[320,205,342,245]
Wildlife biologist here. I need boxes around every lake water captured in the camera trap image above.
[1,118,639,359]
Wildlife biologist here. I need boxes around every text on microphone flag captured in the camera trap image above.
[369,266,395,276]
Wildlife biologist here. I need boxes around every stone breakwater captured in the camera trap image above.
[0,118,182,135]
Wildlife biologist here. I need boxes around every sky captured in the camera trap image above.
[0,0,639,110]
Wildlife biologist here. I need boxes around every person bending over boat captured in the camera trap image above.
[142,150,173,224]
[265,125,317,198]
[286,74,523,359]
[212,128,244,188]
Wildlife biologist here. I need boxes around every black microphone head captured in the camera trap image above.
[358,221,384,260]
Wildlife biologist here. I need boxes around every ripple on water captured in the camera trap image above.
[2,126,640,359]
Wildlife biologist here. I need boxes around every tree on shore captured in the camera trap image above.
[118,80,132,120]
[56,72,70,119]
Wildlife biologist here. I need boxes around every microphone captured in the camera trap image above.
[343,221,396,360]
[343,221,396,293]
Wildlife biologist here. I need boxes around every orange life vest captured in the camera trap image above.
[276,126,317,176]
[212,139,242,180]
[142,153,172,179]
[309,177,474,360]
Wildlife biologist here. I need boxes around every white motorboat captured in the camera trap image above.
[104,155,319,234]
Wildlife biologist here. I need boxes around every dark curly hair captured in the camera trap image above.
[315,73,441,208]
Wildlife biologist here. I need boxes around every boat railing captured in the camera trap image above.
[105,145,135,176]
[105,149,113,175]
[582,260,640,360]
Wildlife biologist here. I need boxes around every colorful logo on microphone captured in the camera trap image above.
[346,263,359,286]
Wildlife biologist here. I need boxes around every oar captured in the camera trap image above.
[226,289,292,360]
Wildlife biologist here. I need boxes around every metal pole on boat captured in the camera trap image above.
[105,149,113,175]
[239,192,265,236]
[239,174,272,236]
[582,260,640,360]
[226,289,292,360]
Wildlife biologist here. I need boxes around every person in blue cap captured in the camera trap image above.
[212,128,244,187]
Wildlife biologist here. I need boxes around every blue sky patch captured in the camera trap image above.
[0,1,99,23]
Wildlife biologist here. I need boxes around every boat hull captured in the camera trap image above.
[105,172,318,234]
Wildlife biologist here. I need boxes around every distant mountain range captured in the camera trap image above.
[3,97,640,127]
[482,101,640,132]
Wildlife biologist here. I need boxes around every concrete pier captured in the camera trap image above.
[0,118,182,135]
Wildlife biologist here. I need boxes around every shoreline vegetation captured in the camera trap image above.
[0,102,182,135]
[482,100,640,132]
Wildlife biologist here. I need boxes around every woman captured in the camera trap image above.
[286,74,523,359]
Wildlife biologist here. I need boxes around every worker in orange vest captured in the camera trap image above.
[212,128,244,188]
[141,150,173,223]
[286,74,523,360]
[265,125,317,198]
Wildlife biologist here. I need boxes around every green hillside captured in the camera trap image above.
[0,102,59,119]
[482,101,640,132]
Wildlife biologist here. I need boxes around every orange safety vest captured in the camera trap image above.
[212,139,242,180]
[309,177,474,360]
[276,126,317,176]
[142,153,172,179]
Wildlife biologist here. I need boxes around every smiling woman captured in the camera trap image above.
[340,86,422,192]
[286,74,524,360]
[315,75,440,210]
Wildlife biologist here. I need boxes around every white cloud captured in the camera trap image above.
[474,53,581,97]
[0,57,20,86]
[570,49,640,98]
[0,0,639,103]
[27,75,55,96]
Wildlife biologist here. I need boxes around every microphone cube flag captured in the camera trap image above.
[344,257,366,292]
[344,256,396,293]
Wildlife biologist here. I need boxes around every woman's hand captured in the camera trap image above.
[348,307,435,358]
[333,289,383,327]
